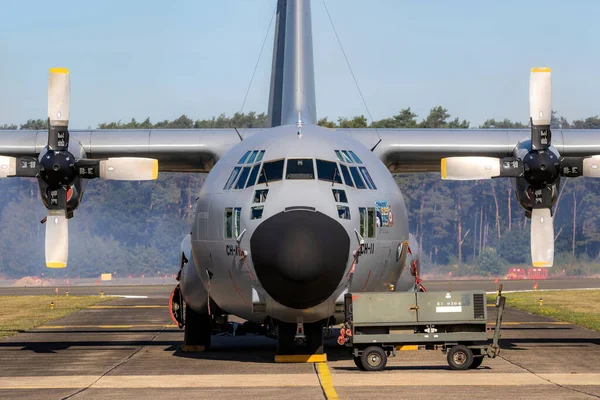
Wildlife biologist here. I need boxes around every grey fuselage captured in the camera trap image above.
[183,124,410,324]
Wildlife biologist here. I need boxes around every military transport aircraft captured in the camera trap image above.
[2,0,600,356]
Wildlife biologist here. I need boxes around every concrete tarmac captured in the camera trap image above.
[0,280,599,399]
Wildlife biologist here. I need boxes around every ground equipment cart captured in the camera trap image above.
[338,288,506,371]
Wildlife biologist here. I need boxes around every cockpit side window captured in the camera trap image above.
[238,151,251,164]
[246,150,259,164]
[316,159,342,184]
[253,189,269,203]
[349,150,362,163]
[286,159,315,180]
[350,167,367,189]
[332,189,348,203]
[340,165,354,187]
[224,167,241,190]
[359,167,377,190]
[246,164,261,188]
[255,150,265,163]
[234,167,252,189]
[334,150,344,163]
[258,159,284,184]
[341,150,354,163]
[337,206,351,220]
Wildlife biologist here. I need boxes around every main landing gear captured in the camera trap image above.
[182,304,212,352]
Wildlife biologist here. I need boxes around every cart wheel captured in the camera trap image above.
[447,345,474,370]
[353,355,366,371]
[360,346,387,371]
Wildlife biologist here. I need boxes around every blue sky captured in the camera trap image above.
[1,0,599,128]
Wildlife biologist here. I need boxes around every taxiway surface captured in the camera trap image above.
[0,280,599,399]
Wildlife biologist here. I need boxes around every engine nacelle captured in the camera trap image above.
[511,177,558,214]
[179,233,210,313]
[395,233,421,292]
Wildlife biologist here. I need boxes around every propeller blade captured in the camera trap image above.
[441,157,500,180]
[47,68,70,151]
[98,158,159,180]
[0,156,39,178]
[45,210,68,268]
[530,208,554,267]
[529,67,552,150]
[583,156,600,178]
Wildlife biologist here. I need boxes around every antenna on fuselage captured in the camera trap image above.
[234,127,244,142]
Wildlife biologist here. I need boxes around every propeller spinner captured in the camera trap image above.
[441,68,600,267]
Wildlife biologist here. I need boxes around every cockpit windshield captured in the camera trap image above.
[258,159,284,184]
[286,159,315,179]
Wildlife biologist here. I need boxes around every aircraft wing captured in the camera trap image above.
[0,129,264,172]
[341,128,600,173]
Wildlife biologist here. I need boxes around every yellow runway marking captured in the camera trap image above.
[316,363,339,400]
[274,354,327,363]
[88,305,168,309]
[39,324,175,329]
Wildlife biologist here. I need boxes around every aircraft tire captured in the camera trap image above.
[183,304,211,351]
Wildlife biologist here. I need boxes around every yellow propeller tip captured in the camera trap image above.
[152,159,159,180]
[532,261,551,267]
[46,262,67,268]
[50,67,69,74]
[531,67,551,73]
[441,158,447,179]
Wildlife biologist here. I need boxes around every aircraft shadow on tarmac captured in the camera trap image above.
[1,333,598,359]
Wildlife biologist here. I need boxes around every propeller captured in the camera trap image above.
[441,67,600,267]
[0,68,159,268]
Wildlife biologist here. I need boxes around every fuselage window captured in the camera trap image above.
[258,159,284,184]
[224,208,233,238]
[340,165,354,187]
[359,207,367,237]
[246,150,259,164]
[224,167,241,190]
[251,206,264,220]
[359,167,377,190]
[349,150,362,164]
[337,205,351,220]
[233,207,241,238]
[286,158,315,179]
[341,150,354,163]
[316,159,342,183]
[224,207,242,238]
[350,167,367,189]
[255,150,265,163]
[367,207,376,238]
[253,189,269,203]
[234,166,252,189]
[246,164,260,188]
[334,150,344,163]
[332,189,348,203]
[238,151,251,164]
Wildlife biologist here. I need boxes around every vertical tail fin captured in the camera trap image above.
[267,0,317,127]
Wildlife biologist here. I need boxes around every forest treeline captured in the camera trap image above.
[1,106,600,278]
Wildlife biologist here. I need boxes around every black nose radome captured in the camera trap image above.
[250,210,350,310]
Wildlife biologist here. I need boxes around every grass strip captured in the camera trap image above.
[0,295,111,339]
[487,290,600,332]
